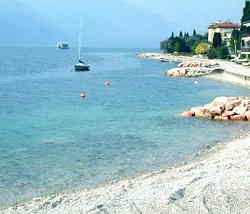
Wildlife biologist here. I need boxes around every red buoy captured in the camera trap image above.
[104,81,111,87]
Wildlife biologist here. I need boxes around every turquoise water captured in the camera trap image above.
[1,47,250,207]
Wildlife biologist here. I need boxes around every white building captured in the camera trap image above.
[208,21,240,46]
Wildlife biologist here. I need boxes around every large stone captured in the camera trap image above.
[244,111,250,121]
[230,115,247,121]
[209,105,224,116]
[214,116,229,121]
[211,97,228,106]
[191,107,212,119]
[179,69,187,76]
[181,111,195,118]
[225,103,235,111]
[233,106,247,115]
[222,111,235,118]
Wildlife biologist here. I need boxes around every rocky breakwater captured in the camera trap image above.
[167,61,223,78]
[136,53,193,62]
[181,96,250,121]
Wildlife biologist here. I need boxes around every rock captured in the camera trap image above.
[233,106,247,115]
[181,111,195,118]
[211,97,228,106]
[191,107,212,119]
[168,188,185,204]
[167,65,212,78]
[214,116,229,121]
[222,111,235,118]
[231,115,247,121]
[181,96,250,122]
[225,103,235,111]
[209,105,224,116]
[244,111,250,121]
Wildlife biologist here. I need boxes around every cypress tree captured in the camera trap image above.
[179,31,183,37]
[241,0,250,37]
[184,32,189,39]
[242,0,250,23]
[170,32,174,39]
[193,29,197,37]
[213,32,222,48]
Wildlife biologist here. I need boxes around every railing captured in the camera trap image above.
[241,48,250,52]
[242,33,250,37]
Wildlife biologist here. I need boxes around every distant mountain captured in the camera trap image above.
[0,0,64,46]
[14,0,171,48]
[0,0,244,47]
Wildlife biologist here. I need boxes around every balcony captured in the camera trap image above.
[241,48,250,53]
[242,33,250,37]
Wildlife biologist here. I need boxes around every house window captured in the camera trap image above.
[247,40,250,47]
[242,40,246,47]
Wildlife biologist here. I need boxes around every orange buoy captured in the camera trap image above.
[104,81,111,87]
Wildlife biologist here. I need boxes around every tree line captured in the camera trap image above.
[160,29,208,55]
[160,29,237,59]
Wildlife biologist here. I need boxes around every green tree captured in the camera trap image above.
[170,32,174,39]
[179,31,183,37]
[195,42,211,55]
[242,0,250,23]
[193,29,197,37]
[160,30,208,54]
[207,47,229,59]
[173,37,186,52]
[207,48,218,59]
[217,46,229,59]
[241,1,250,40]
[230,30,241,54]
[213,32,222,48]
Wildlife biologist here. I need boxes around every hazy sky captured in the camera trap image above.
[2,0,246,47]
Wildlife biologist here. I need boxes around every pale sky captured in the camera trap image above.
[1,0,246,47]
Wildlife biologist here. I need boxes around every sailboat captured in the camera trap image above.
[74,18,90,72]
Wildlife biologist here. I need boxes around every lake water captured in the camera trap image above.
[1,47,250,207]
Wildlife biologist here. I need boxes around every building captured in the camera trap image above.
[208,21,240,46]
[241,0,250,58]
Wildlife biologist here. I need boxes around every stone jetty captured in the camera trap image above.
[181,96,250,121]
[167,61,223,78]
[136,53,194,62]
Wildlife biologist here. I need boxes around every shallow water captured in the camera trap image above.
[0,47,250,207]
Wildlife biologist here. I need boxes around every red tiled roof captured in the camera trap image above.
[209,22,240,29]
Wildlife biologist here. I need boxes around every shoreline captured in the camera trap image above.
[137,52,250,87]
[2,53,250,213]
[3,134,250,214]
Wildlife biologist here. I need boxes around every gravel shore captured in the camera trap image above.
[2,135,250,214]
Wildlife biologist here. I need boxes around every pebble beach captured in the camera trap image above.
[3,134,250,214]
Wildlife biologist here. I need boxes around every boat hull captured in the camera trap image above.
[74,65,90,71]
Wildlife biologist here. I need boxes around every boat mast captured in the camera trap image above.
[78,17,82,60]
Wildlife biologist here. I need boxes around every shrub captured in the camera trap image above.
[207,48,218,59]
[207,46,229,59]
[217,46,229,59]
[195,42,211,55]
